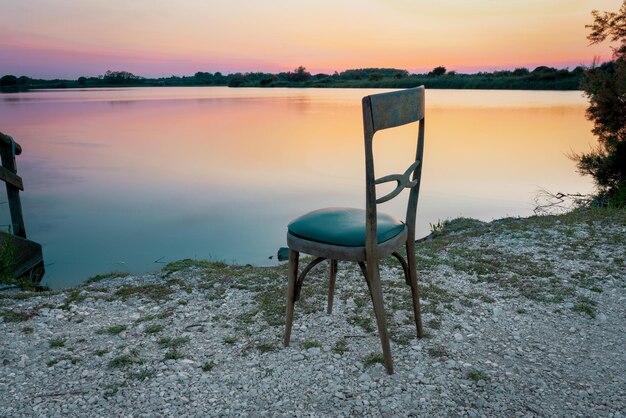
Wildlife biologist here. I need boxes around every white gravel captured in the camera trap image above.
[1,211,625,417]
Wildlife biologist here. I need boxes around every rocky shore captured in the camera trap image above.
[1,209,625,417]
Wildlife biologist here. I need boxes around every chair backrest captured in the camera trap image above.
[362,86,425,251]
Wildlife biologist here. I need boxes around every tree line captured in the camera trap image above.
[1,65,587,91]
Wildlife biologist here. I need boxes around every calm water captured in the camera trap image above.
[0,87,595,288]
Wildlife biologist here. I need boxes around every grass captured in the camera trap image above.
[157,307,176,319]
[84,271,130,285]
[427,319,442,330]
[134,314,158,324]
[94,348,109,356]
[334,339,349,355]
[21,326,34,334]
[108,354,144,369]
[256,342,275,353]
[49,337,66,348]
[363,353,385,367]
[158,336,189,349]
[97,325,127,335]
[162,259,226,275]
[59,289,88,310]
[391,332,414,346]
[466,370,490,382]
[302,339,322,349]
[201,361,215,372]
[349,315,375,333]
[427,346,449,358]
[144,324,165,334]
[222,336,238,345]
[163,350,184,360]
[572,295,598,318]
[129,369,156,380]
[1,310,35,322]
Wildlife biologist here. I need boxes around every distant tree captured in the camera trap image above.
[228,73,247,87]
[213,72,225,85]
[194,72,214,85]
[429,66,447,76]
[531,66,558,73]
[0,75,18,86]
[17,76,32,86]
[102,70,143,85]
[512,68,530,76]
[575,1,626,205]
[78,76,87,85]
[286,66,311,82]
[369,73,383,81]
[260,76,276,86]
[529,66,560,81]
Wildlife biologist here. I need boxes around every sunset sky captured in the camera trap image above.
[0,0,621,78]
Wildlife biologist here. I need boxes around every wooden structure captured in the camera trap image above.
[284,87,426,374]
[0,131,44,283]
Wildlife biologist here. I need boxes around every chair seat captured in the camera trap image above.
[288,207,405,247]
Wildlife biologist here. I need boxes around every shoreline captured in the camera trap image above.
[1,209,624,416]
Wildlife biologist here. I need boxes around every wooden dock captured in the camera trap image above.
[0,131,45,285]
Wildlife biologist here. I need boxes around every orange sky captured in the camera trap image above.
[0,0,621,78]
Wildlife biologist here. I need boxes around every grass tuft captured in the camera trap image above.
[363,352,385,367]
[302,339,322,349]
[163,350,184,360]
[144,324,165,334]
[1,310,35,322]
[49,337,66,348]
[467,370,490,382]
[97,325,127,335]
[201,361,215,372]
[158,336,189,349]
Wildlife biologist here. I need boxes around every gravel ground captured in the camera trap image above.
[1,209,625,417]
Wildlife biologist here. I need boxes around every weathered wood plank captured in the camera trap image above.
[367,86,424,132]
[0,231,44,282]
[0,137,26,238]
[0,132,22,155]
[0,165,24,190]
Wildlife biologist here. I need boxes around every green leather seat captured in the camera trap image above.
[288,207,405,247]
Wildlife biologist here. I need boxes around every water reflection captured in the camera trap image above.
[0,87,595,288]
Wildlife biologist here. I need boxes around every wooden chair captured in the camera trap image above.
[283,86,426,374]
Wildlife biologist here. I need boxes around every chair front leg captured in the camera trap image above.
[406,240,424,338]
[327,259,338,314]
[283,249,299,346]
[366,259,394,374]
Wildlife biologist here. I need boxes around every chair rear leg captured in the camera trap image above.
[366,261,394,374]
[327,259,338,314]
[406,240,424,338]
[283,249,299,346]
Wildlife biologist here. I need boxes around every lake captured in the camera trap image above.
[0,87,596,288]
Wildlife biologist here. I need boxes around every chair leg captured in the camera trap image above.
[366,259,394,374]
[327,259,338,314]
[406,240,424,338]
[283,249,299,346]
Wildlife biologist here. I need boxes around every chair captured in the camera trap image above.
[283,86,426,374]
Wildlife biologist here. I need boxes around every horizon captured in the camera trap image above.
[0,64,594,81]
[0,0,621,79]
